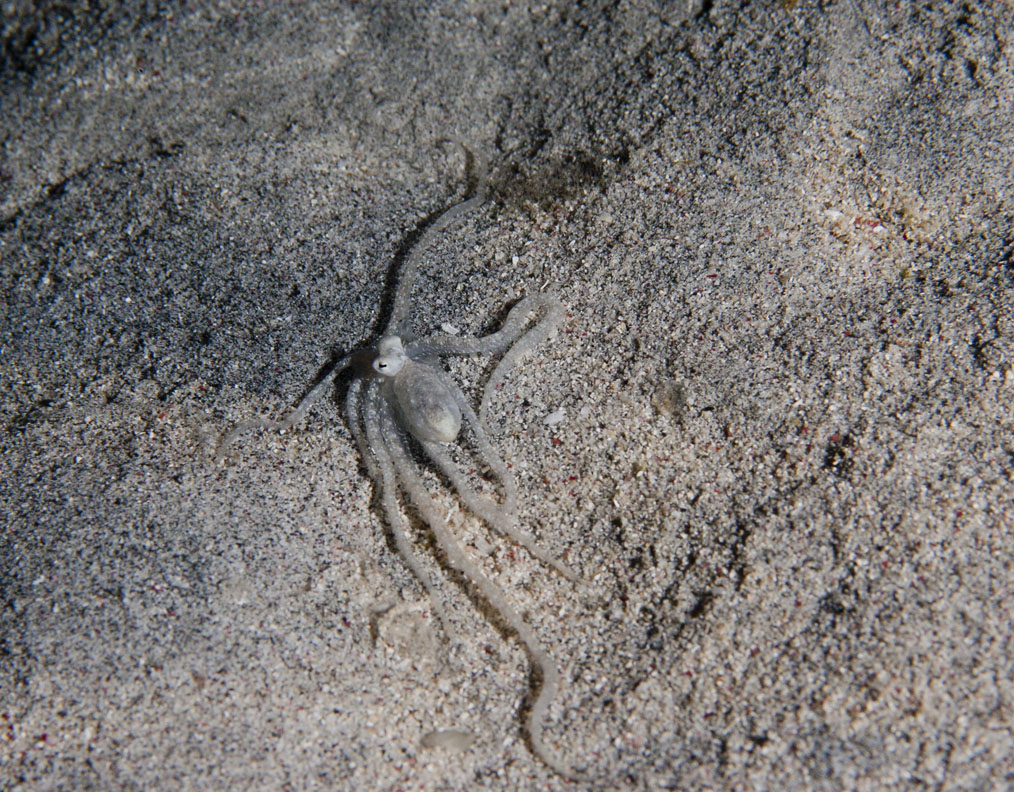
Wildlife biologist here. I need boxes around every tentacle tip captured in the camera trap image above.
[213,417,288,462]
[534,749,591,783]
[214,431,243,463]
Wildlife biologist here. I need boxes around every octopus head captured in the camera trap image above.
[373,336,407,377]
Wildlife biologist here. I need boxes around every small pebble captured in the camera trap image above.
[420,729,475,752]
[544,407,566,426]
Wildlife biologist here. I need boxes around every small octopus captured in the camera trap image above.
[220,144,583,778]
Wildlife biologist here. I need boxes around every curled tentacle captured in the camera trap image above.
[405,295,564,424]
[480,295,564,423]
[405,294,560,360]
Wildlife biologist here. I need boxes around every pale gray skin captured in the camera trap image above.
[219,148,582,778]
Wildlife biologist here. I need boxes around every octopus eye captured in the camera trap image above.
[374,353,405,376]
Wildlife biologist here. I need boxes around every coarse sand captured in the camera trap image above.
[2,1,1013,789]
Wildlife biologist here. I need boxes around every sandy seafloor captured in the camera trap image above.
[2,1,1013,790]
